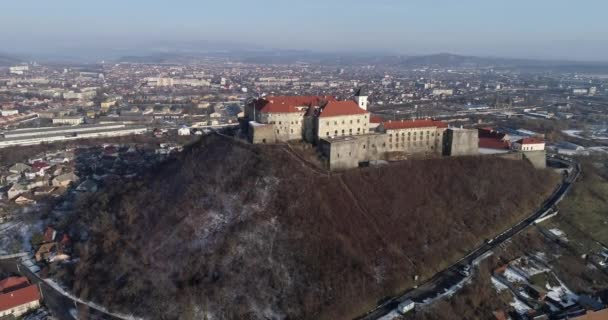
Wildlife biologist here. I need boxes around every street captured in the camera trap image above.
[356,156,580,320]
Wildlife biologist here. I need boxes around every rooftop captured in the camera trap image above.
[0,284,40,312]
[318,101,368,118]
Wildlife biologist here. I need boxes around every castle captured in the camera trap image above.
[244,89,478,170]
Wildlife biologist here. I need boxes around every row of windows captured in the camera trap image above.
[274,120,300,125]
[326,128,364,137]
[326,118,363,126]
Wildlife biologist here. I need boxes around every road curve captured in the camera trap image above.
[355,155,580,320]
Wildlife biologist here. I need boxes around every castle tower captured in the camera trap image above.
[354,87,369,110]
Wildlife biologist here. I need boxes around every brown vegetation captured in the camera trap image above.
[66,134,559,319]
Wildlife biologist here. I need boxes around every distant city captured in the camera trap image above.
[0,49,608,320]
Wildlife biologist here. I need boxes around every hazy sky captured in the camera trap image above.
[2,0,607,60]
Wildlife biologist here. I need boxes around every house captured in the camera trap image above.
[178,127,191,136]
[35,243,56,262]
[30,161,51,176]
[7,183,28,199]
[478,128,511,154]
[14,195,35,205]
[512,137,545,152]
[9,163,31,175]
[0,277,29,292]
[27,177,49,190]
[52,172,79,187]
[5,174,21,184]
[0,277,41,318]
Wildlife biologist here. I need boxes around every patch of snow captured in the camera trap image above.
[545,278,578,308]
[562,130,584,139]
[44,279,143,320]
[503,267,528,283]
[510,298,531,315]
[378,311,402,320]
[491,276,508,292]
[549,228,569,242]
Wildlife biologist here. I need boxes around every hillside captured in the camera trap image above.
[64,134,560,320]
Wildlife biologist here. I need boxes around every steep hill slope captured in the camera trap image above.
[66,135,559,319]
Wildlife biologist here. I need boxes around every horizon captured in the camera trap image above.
[2,0,608,62]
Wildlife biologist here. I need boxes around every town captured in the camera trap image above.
[1,52,608,319]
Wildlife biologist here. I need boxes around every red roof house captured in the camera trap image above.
[0,277,29,293]
[0,284,41,317]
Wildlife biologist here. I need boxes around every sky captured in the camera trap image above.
[1,0,607,61]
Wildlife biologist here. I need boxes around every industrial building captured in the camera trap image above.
[0,124,147,148]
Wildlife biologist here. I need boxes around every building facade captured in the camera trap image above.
[245,93,482,171]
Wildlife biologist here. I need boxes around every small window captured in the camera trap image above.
[357,119,360,123]
[279,121,282,125]
[350,120,353,124]
[326,132,330,136]
[363,144,366,149]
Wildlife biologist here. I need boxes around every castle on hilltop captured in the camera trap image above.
[244,89,478,170]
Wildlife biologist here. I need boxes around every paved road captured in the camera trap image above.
[0,258,121,320]
[356,156,580,320]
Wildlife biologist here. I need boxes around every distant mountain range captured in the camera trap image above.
[397,53,608,71]
[4,43,608,73]
[115,51,608,73]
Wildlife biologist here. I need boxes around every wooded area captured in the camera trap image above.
[64,134,559,320]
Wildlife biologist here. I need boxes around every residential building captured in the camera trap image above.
[52,116,85,125]
[0,277,41,318]
[512,137,545,152]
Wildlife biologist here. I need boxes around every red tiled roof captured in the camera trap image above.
[0,284,40,312]
[382,119,448,130]
[0,277,29,293]
[517,137,544,145]
[478,128,506,140]
[370,115,384,123]
[318,101,368,118]
[31,161,50,171]
[572,308,608,320]
[479,137,510,150]
[253,96,335,113]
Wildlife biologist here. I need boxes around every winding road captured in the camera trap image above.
[355,155,580,320]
